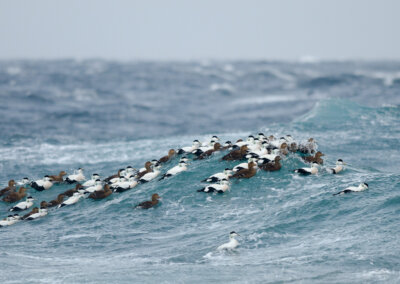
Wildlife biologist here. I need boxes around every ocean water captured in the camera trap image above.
[0,60,399,283]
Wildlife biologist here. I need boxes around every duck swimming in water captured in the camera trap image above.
[222,145,248,161]
[333,183,368,196]
[302,151,324,165]
[49,171,67,183]
[2,187,27,203]
[294,163,319,175]
[217,231,240,250]
[0,180,16,197]
[65,168,85,183]
[197,179,230,193]
[0,214,21,227]
[231,162,257,179]
[88,184,112,200]
[202,168,233,183]
[31,176,53,191]
[159,161,187,180]
[136,193,161,209]
[158,149,177,164]
[329,159,346,174]
[9,196,34,211]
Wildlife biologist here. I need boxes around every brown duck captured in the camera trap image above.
[2,187,27,203]
[104,169,124,183]
[260,156,282,172]
[231,162,257,179]
[302,151,324,165]
[136,161,153,179]
[158,149,176,164]
[222,145,248,161]
[280,143,289,156]
[63,183,83,197]
[197,143,222,160]
[47,194,65,207]
[88,184,112,200]
[40,201,48,209]
[0,180,16,197]
[49,171,67,183]
[22,207,39,220]
[136,193,160,209]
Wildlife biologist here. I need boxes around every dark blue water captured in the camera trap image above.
[0,60,399,283]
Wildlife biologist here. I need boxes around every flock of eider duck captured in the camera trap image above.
[0,133,368,236]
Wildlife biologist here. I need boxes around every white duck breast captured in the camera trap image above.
[198,180,230,193]
[166,163,187,176]
[0,215,21,227]
[112,178,138,193]
[59,192,84,207]
[330,159,346,174]
[139,168,161,183]
[333,183,369,195]
[233,162,250,172]
[294,163,319,175]
[217,232,240,250]
[10,198,34,211]
[26,209,48,220]
[66,169,85,183]
[85,181,103,193]
[31,177,53,191]
[204,170,232,183]
[82,175,100,187]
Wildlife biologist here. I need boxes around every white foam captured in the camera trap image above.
[210,83,235,93]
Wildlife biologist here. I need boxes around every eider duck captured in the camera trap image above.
[47,194,65,208]
[84,179,103,193]
[9,196,34,211]
[89,184,112,200]
[136,193,161,209]
[2,187,27,203]
[259,156,282,172]
[31,176,53,191]
[104,169,123,183]
[62,183,83,197]
[302,151,324,164]
[217,231,240,250]
[158,149,176,164]
[233,158,256,172]
[231,162,257,179]
[136,162,153,179]
[196,143,222,160]
[333,183,368,196]
[22,207,39,220]
[112,177,138,193]
[58,190,87,208]
[0,214,21,227]
[0,180,16,197]
[159,161,187,180]
[329,159,346,174]
[65,168,85,183]
[222,141,233,150]
[222,145,248,161]
[26,208,48,220]
[139,165,161,183]
[83,174,101,187]
[197,179,230,193]
[202,168,233,183]
[294,162,319,175]
[178,140,202,154]
[49,171,67,183]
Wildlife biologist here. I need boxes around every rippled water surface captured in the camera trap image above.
[0,60,399,283]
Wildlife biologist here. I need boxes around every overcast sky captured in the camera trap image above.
[1,0,399,60]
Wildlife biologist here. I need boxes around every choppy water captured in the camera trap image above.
[0,60,399,283]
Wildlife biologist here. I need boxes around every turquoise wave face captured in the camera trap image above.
[0,61,400,283]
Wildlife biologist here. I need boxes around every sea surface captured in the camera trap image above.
[0,60,399,283]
